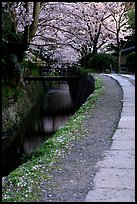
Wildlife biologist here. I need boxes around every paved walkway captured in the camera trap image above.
[85,74,135,202]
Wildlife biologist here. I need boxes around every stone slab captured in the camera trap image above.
[122,97,135,103]
[123,103,135,107]
[121,74,135,80]
[110,140,135,150]
[85,188,135,202]
[121,111,135,117]
[96,150,135,168]
[93,168,135,189]
[123,90,135,96]
[118,116,135,121]
[121,111,135,116]
[113,129,135,140]
[119,82,132,86]
[121,83,134,86]
[121,106,135,111]
[122,103,135,107]
[118,120,135,129]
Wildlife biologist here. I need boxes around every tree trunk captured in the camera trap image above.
[117,50,121,73]
[3,2,44,87]
[29,2,41,41]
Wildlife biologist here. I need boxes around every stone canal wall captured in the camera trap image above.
[2,81,45,149]
[68,74,95,110]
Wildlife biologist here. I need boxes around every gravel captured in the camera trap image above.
[40,74,123,202]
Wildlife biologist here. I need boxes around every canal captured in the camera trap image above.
[2,83,75,177]
[2,75,95,177]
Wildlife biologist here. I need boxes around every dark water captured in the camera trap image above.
[2,83,75,177]
[2,74,95,177]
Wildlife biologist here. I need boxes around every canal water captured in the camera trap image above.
[2,83,75,177]
[22,83,75,154]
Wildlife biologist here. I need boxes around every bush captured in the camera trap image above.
[22,59,39,76]
[87,53,117,72]
[80,53,94,68]
[126,52,135,73]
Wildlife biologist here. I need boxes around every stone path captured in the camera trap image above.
[85,74,135,202]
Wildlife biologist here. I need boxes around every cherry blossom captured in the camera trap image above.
[2,2,134,66]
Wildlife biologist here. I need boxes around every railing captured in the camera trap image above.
[38,66,80,76]
[24,75,81,81]
[24,66,81,81]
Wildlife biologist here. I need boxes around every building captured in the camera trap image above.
[111,46,135,73]
[121,46,135,66]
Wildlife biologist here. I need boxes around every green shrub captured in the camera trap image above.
[22,60,39,76]
[126,52,135,73]
[80,53,94,68]
[87,53,117,72]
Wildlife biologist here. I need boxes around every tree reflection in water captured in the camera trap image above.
[23,83,74,154]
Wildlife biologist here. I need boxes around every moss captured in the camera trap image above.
[2,76,104,202]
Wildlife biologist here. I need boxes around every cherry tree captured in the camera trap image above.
[30,2,81,65]
[75,2,112,55]
[103,2,134,72]
[33,2,118,62]
[30,2,112,64]
[41,2,111,58]
[2,1,134,82]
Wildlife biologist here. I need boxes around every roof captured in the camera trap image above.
[121,46,135,53]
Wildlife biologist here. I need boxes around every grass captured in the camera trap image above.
[2,75,104,202]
